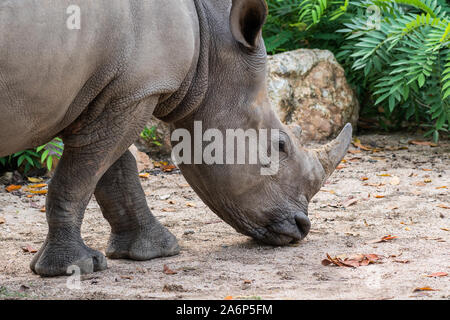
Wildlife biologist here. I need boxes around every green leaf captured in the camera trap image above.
[46,156,53,171]
[17,155,26,167]
[433,130,439,143]
[36,145,45,153]
[389,95,396,112]
[41,149,50,163]
[435,113,446,130]
[417,73,426,87]
[443,88,450,100]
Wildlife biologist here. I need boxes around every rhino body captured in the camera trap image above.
[0,0,352,276]
[1,0,197,155]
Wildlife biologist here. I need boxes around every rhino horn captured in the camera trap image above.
[312,123,353,180]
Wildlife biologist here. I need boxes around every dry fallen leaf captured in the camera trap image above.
[163,264,177,275]
[162,164,177,172]
[437,204,450,209]
[27,177,44,183]
[348,149,362,154]
[186,202,196,208]
[224,296,233,300]
[421,236,445,242]
[139,173,150,179]
[374,195,385,199]
[368,235,398,244]
[28,183,47,189]
[5,185,21,192]
[409,140,438,147]
[162,207,176,212]
[29,190,47,195]
[378,174,391,177]
[381,235,397,241]
[361,177,369,181]
[0,217,5,225]
[352,139,375,151]
[40,207,46,213]
[392,259,409,264]
[153,161,168,168]
[178,183,190,188]
[21,245,38,253]
[336,165,346,170]
[440,228,449,232]
[370,156,387,161]
[322,253,381,268]
[384,146,408,151]
[424,272,448,278]
[424,179,432,184]
[413,287,438,292]
[120,275,134,280]
[436,186,447,189]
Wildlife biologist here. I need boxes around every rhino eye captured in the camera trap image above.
[278,140,287,153]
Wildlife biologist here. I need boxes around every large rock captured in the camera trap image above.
[267,49,359,142]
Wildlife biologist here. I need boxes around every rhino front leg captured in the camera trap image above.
[30,97,161,277]
[30,146,109,277]
[95,150,180,261]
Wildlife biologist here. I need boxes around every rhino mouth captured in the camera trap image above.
[260,212,310,246]
[238,210,310,246]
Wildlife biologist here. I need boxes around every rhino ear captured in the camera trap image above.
[230,0,268,49]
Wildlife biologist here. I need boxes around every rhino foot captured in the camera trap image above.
[94,150,180,261]
[30,240,107,277]
[106,223,180,261]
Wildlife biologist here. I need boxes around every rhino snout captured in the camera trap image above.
[255,211,311,246]
[294,212,311,241]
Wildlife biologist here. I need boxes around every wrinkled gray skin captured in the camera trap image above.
[0,0,352,277]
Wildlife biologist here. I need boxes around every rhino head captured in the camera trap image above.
[167,0,352,246]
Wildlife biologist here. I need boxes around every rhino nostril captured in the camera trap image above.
[295,213,311,239]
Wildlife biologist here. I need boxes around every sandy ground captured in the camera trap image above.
[0,133,448,300]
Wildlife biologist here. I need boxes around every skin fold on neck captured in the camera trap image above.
[153,0,210,124]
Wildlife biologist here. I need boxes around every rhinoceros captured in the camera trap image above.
[0,0,352,276]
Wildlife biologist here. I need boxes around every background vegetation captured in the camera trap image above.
[264,0,450,141]
[0,138,63,175]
